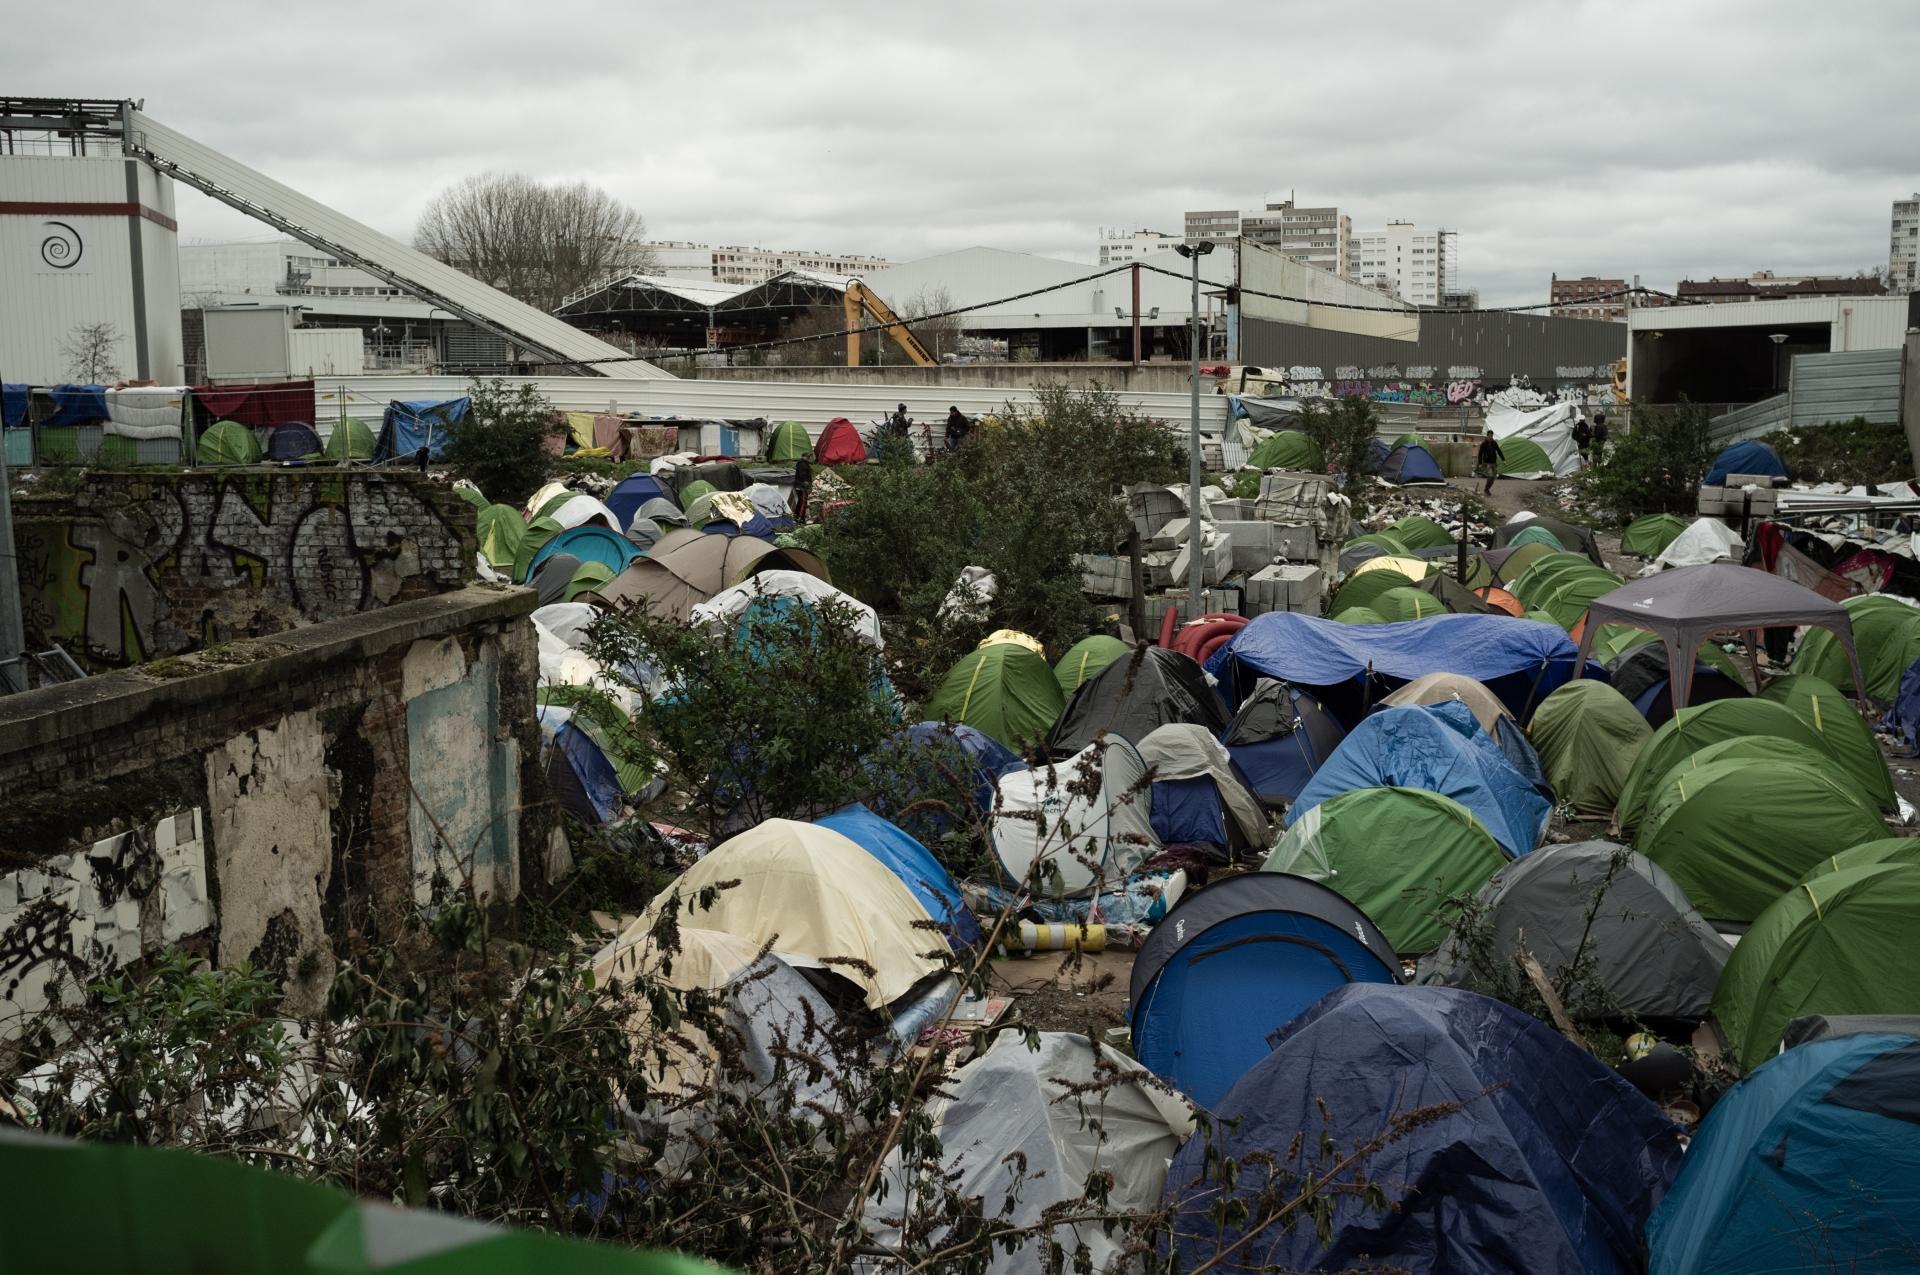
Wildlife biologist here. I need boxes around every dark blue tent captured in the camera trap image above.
[42,384,108,429]
[1164,984,1684,1274]
[1648,1031,1920,1275]
[264,422,321,460]
[1704,438,1789,487]
[1288,701,1550,857]
[814,803,982,947]
[2,384,29,428]
[1882,657,1920,754]
[701,512,778,540]
[1606,641,1749,727]
[539,712,623,825]
[527,525,640,580]
[606,472,678,529]
[1219,678,1346,808]
[373,396,471,461]
[1207,612,1582,726]
[1149,778,1228,851]
[867,722,1026,843]
[1381,441,1446,484]
[1129,874,1398,1109]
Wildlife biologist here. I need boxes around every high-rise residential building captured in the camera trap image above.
[1893,194,1919,293]
[1096,228,1179,264]
[636,241,892,286]
[1180,200,1351,275]
[1351,223,1451,306]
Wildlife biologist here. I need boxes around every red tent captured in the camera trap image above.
[814,417,867,465]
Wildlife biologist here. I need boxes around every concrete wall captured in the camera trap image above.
[11,471,475,669]
[0,586,546,1032]
[682,361,1203,395]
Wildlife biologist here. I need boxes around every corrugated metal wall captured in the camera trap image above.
[1239,311,1626,383]
[1708,394,1790,445]
[1790,348,1904,428]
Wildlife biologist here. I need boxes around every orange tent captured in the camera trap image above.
[1475,586,1525,617]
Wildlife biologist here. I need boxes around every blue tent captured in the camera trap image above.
[1649,1032,1920,1274]
[700,512,778,540]
[1150,778,1228,851]
[1704,438,1790,487]
[814,803,982,948]
[605,473,678,529]
[526,525,640,580]
[2,383,28,428]
[538,708,624,825]
[1207,612,1583,726]
[1220,679,1346,809]
[42,384,108,429]
[1288,701,1550,857]
[1129,874,1399,1109]
[1164,984,1684,1274]
[265,422,321,460]
[1881,657,1920,754]
[1381,441,1445,484]
[867,722,1026,843]
[373,396,472,461]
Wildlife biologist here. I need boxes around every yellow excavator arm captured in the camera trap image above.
[843,280,937,367]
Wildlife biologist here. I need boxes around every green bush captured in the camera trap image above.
[1298,395,1382,508]
[442,378,563,508]
[1574,401,1714,523]
[1760,417,1911,487]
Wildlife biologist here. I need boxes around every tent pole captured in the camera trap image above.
[1744,629,1765,694]
[1670,640,1692,714]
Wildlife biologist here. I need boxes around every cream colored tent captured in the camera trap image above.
[1381,671,1515,735]
[989,738,1159,896]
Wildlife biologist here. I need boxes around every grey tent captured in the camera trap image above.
[1423,840,1733,1021]
[635,497,690,527]
[1045,646,1228,759]
[532,553,582,606]
[1782,1014,1920,1048]
[1492,513,1606,567]
[1575,564,1867,714]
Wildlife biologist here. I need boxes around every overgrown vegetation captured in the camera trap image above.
[1296,395,1382,512]
[1760,417,1912,486]
[1573,400,1714,523]
[443,378,563,508]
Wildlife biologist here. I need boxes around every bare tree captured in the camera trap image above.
[900,285,964,364]
[60,321,123,383]
[777,302,851,365]
[414,173,659,312]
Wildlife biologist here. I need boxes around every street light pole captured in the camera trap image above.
[1176,240,1215,621]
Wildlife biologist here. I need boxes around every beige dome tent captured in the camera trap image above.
[584,528,830,622]
[1380,671,1514,735]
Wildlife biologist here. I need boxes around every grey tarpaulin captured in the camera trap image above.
[1575,563,1866,714]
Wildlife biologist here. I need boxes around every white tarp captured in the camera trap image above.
[689,570,884,648]
[103,386,186,439]
[1487,402,1585,479]
[864,1032,1194,1274]
[990,739,1159,896]
[938,565,997,623]
[549,493,622,531]
[1639,518,1745,576]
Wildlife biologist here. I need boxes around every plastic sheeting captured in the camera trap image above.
[1486,402,1586,478]
[990,738,1158,897]
[1639,518,1743,575]
[691,570,882,648]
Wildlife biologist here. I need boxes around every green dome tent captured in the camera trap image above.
[1262,786,1507,955]
[1615,697,1872,834]
[1054,635,1131,695]
[1533,567,1624,631]
[511,515,563,583]
[927,641,1065,752]
[563,561,616,604]
[1335,606,1388,625]
[477,504,527,570]
[1792,595,1920,698]
[765,420,811,462]
[324,416,377,460]
[1492,540,1559,587]
[1621,512,1688,559]
[197,420,261,467]
[1712,861,1920,1070]
[1387,515,1455,551]
[1328,568,1418,618]
[1587,625,1743,679]
[1509,552,1598,605]
[1527,681,1651,819]
[684,492,722,527]
[678,478,718,507]
[1496,436,1555,477]
[1246,430,1324,472]
[1637,756,1888,923]
[1759,673,1897,813]
[1504,523,1568,553]
[1343,531,1412,559]
[1371,585,1448,624]
[1798,837,1920,884]
[454,479,489,509]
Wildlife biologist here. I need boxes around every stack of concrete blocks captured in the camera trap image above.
[1254,470,1351,576]
[1244,563,1327,616]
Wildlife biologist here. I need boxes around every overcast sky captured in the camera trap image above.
[7,0,1916,305]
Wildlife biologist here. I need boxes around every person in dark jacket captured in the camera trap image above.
[791,453,813,523]
[945,406,970,452]
[1571,412,1592,462]
[889,403,913,437]
[1591,411,1609,461]
[1477,430,1505,495]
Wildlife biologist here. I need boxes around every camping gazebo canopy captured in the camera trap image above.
[1576,564,1866,713]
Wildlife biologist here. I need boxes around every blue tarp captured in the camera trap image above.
[815,802,982,947]
[606,473,677,529]
[1704,438,1789,487]
[1164,984,1684,1274]
[1288,701,1551,857]
[1382,442,1445,484]
[42,384,108,429]
[701,512,777,540]
[1207,612,1583,725]
[527,525,640,580]
[1881,657,1920,755]
[2,383,28,428]
[1649,1032,1920,1275]
[372,396,472,461]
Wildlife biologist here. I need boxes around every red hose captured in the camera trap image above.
[1158,604,1179,648]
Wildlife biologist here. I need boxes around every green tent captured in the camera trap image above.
[1621,512,1688,559]
[926,641,1065,752]
[1797,836,1920,884]
[1393,432,1424,448]
[679,479,718,507]
[1335,606,1388,626]
[1521,609,1560,627]
[0,1127,716,1274]
[1526,681,1651,819]
[1246,429,1324,472]
[1262,786,1508,955]
[1492,540,1559,586]
[323,416,377,460]
[563,561,616,603]
[684,492,722,527]
[511,515,563,583]
[1496,435,1555,477]
[454,479,489,509]
[1054,635,1131,695]
[1504,523,1568,553]
[1615,697,1871,834]
[1343,531,1412,558]
[1637,756,1888,923]
[1587,624,1743,680]
[1711,862,1920,1070]
[1371,585,1448,624]
[198,419,262,466]
[1328,568,1417,618]
[1792,595,1920,698]
[1760,673,1897,812]
[764,420,811,462]
[1508,552,1597,606]
[1533,567,1623,631]
[1387,515,1455,551]
[535,490,577,521]
[476,504,527,569]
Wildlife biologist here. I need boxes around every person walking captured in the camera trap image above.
[1591,411,1609,462]
[1571,411,1592,463]
[944,405,970,452]
[791,452,813,524]
[1477,429,1505,496]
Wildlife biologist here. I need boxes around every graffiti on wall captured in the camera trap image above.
[1246,364,1623,412]
[18,475,467,667]
[0,809,211,1032]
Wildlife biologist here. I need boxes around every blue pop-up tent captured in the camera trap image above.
[1287,701,1551,857]
[1704,438,1789,487]
[814,803,981,948]
[1381,441,1445,484]
[1206,611,1584,726]
[605,472,678,529]
[1219,678,1347,808]
[1649,1031,1920,1275]
[1163,984,1684,1275]
[373,396,471,461]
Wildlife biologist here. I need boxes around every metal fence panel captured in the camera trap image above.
[1789,348,1903,429]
